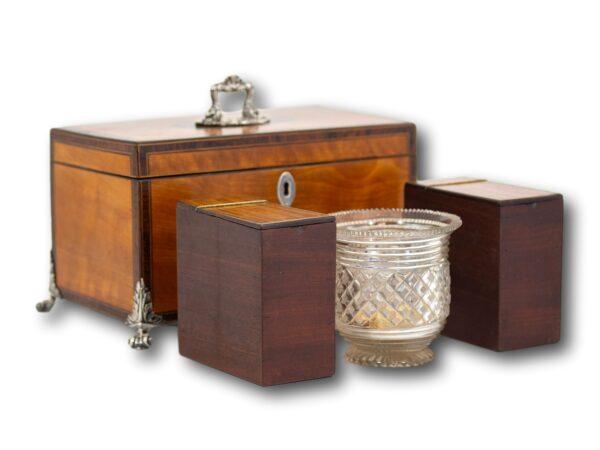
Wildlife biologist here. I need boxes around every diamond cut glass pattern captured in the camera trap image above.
[334,209,461,368]
[337,265,451,329]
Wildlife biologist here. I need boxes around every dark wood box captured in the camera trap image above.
[176,200,336,386]
[48,106,415,324]
[405,178,563,351]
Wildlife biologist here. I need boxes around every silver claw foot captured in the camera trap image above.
[126,279,161,350]
[36,253,62,312]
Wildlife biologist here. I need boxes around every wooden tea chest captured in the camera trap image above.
[41,105,415,347]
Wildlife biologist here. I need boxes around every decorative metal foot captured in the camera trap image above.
[126,279,161,350]
[36,252,62,312]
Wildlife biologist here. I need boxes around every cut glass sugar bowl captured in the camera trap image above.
[334,208,462,368]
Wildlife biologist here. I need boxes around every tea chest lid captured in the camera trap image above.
[51,106,414,179]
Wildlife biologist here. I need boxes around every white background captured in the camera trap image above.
[1,1,598,449]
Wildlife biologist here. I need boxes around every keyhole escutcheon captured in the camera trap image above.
[277,171,296,206]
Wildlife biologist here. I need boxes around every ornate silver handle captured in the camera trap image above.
[196,75,270,127]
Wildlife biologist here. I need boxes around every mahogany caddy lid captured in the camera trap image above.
[180,199,334,230]
[411,178,561,206]
[51,106,415,179]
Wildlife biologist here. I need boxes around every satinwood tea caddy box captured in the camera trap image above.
[38,77,416,347]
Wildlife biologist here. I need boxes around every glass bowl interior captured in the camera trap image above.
[334,208,462,243]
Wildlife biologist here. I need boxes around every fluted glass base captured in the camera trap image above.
[338,322,441,368]
[343,338,434,368]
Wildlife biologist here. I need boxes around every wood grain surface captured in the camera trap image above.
[51,106,415,178]
[144,133,410,177]
[58,106,407,143]
[192,200,333,229]
[177,201,335,386]
[53,141,134,177]
[178,207,263,382]
[405,180,562,351]
[53,164,135,312]
[498,199,563,349]
[420,178,561,205]
[260,223,336,385]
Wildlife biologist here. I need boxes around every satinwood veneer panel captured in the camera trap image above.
[53,141,134,177]
[145,133,410,177]
[53,164,135,313]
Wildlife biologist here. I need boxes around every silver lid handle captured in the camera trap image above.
[196,75,270,127]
